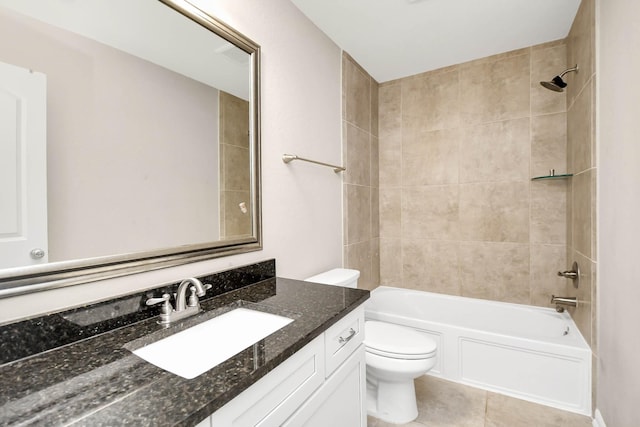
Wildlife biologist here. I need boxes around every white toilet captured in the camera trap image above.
[305,268,437,424]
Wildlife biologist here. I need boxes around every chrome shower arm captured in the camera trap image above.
[559,65,579,78]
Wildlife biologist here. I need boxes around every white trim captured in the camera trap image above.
[592,409,607,427]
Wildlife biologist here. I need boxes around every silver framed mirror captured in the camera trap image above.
[0,0,261,297]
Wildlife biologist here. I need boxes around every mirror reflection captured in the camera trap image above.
[0,0,259,287]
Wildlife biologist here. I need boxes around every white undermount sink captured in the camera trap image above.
[132,308,294,379]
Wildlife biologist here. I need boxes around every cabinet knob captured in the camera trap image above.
[30,248,45,259]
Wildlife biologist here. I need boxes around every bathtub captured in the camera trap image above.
[365,286,591,416]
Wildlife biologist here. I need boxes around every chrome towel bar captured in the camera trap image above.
[282,154,345,173]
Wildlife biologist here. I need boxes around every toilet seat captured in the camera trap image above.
[364,321,437,360]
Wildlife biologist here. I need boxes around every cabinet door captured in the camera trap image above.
[0,61,48,269]
[210,336,324,427]
[283,344,366,427]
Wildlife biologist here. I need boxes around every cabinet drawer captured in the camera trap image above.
[324,306,364,376]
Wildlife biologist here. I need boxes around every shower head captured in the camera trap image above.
[540,65,578,92]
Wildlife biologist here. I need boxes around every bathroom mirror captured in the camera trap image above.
[0,0,261,297]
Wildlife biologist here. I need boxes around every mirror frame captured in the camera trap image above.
[0,0,262,298]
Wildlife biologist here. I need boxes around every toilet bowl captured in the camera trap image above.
[365,320,437,423]
[305,269,438,424]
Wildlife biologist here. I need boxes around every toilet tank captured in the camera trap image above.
[304,268,360,288]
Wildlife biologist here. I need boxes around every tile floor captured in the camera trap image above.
[367,376,592,427]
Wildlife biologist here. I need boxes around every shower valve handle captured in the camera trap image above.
[557,261,580,288]
[557,270,578,279]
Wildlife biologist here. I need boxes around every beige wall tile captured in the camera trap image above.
[222,144,250,191]
[341,54,347,120]
[590,167,597,260]
[402,239,461,295]
[344,122,371,186]
[402,128,460,186]
[371,238,380,288]
[344,57,371,131]
[402,185,459,240]
[371,183,380,239]
[531,180,567,245]
[566,0,594,108]
[379,188,401,238]
[220,91,250,148]
[459,182,530,243]
[379,133,402,187]
[530,244,568,307]
[345,184,371,245]
[459,54,530,125]
[371,78,379,137]
[371,135,379,188]
[459,118,530,183]
[401,69,459,133]
[531,112,567,178]
[590,78,596,169]
[565,250,594,347]
[572,170,593,258]
[568,81,592,174]
[380,238,402,285]
[566,178,573,252]
[222,190,252,237]
[590,258,597,354]
[459,242,530,304]
[378,84,401,137]
[345,240,373,290]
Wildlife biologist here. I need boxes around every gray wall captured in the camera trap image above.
[597,0,640,424]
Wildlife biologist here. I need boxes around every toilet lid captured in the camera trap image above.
[364,321,437,359]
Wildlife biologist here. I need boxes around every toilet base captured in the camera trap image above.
[366,376,418,424]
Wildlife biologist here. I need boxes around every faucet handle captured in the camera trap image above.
[146,293,173,314]
[557,261,580,288]
[188,286,199,308]
[187,284,212,307]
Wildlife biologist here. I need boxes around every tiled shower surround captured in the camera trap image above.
[344,40,571,302]
[376,40,571,306]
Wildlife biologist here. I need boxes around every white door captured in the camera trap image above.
[0,60,47,269]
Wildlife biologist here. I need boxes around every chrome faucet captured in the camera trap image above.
[146,278,211,325]
[550,295,577,313]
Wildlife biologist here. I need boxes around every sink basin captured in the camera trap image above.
[132,308,293,379]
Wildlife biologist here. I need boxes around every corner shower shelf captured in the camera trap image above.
[531,169,573,181]
[531,173,573,181]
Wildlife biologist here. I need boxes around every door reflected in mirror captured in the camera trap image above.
[0,0,261,294]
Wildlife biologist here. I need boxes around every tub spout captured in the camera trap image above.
[550,295,577,312]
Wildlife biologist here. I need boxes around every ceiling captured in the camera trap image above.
[290,0,581,83]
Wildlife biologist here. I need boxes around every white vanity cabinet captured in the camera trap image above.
[198,305,365,427]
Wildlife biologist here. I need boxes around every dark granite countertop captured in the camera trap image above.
[0,277,369,426]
